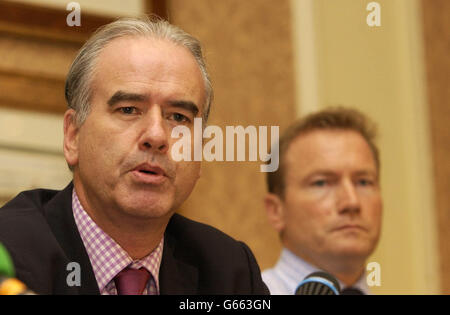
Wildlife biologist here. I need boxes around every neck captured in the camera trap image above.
[73,180,169,260]
[331,266,365,287]
[285,245,366,287]
[98,218,167,260]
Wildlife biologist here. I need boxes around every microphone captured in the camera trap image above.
[0,243,35,295]
[295,271,341,295]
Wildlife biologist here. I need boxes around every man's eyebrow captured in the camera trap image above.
[107,92,200,116]
[353,170,379,179]
[167,100,199,116]
[305,170,338,178]
[107,91,149,106]
[304,169,378,178]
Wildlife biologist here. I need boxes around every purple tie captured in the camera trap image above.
[114,267,151,295]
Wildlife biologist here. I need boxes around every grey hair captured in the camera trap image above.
[65,15,213,126]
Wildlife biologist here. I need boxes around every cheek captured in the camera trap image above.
[283,193,339,248]
[284,196,329,235]
[284,188,336,222]
[78,129,98,164]
[78,124,125,175]
[365,196,383,232]
[174,161,201,194]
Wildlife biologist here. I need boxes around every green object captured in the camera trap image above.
[0,243,15,278]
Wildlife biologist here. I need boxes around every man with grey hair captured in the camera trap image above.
[0,17,268,295]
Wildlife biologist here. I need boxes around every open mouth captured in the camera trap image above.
[131,164,167,184]
[133,163,165,176]
[139,170,158,175]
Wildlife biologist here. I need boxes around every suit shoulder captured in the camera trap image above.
[0,188,61,255]
[0,188,59,218]
[168,213,242,248]
[166,213,258,270]
[165,213,269,294]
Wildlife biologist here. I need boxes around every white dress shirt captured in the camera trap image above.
[262,248,370,295]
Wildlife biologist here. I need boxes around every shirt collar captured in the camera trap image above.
[274,247,370,294]
[71,188,164,294]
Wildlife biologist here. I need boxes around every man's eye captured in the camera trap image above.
[312,180,327,187]
[119,107,137,115]
[357,179,373,186]
[171,113,190,123]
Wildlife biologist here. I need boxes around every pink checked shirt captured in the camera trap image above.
[72,189,163,295]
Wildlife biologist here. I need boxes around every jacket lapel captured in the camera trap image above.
[44,182,100,295]
[159,220,199,295]
[43,184,198,295]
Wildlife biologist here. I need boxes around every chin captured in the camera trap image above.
[117,193,175,220]
[333,242,375,258]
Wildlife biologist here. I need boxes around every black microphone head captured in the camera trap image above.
[295,271,341,295]
[341,287,364,295]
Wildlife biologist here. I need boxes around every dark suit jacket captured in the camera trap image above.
[0,183,268,295]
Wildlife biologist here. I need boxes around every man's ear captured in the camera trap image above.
[264,193,286,233]
[63,109,79,168]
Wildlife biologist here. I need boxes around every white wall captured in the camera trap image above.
[0,108,71,205]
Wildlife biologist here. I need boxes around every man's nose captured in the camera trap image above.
[337,179,361,215]
[138,106,169,154]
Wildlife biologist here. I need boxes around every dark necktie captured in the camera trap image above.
[114,267,151,295]
[341,287,365,295]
